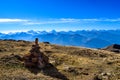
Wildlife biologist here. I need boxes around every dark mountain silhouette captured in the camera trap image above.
[103,44,120,53]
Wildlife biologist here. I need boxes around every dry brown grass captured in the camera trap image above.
[0,40,120,80]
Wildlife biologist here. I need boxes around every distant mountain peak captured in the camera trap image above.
[0,30,120,48]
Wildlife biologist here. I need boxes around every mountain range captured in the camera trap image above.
[0,30,120,48]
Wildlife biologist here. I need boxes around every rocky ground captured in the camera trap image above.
[0,40,120,80]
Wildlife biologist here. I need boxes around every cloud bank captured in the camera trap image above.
[0,18,28,23]
[0,18,120,25]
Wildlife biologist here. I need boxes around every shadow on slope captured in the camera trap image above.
[0,54,69,80]
[26,63,69,80]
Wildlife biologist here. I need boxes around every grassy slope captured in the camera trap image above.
[0,40,120,80]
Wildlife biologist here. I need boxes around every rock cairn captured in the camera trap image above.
[23,38,49,68]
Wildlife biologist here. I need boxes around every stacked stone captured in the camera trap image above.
[23,38,49,68]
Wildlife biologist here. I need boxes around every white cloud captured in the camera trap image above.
[60,18,120,22]
[102,18,120,22]
[1,30,28,34]
[0,18,28,23]
[80,18,120,22]
[24,18,120,25]
[24,18,80,25]
[0,18,120,25]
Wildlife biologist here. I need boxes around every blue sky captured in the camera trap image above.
[0,0,120,33]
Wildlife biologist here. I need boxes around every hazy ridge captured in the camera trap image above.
[1,30,120,48]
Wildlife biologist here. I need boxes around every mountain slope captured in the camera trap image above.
[85,38,111,48]
[0,40,120,80]
[1,30,120,48]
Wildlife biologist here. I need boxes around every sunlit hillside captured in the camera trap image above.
[0,40,120,80]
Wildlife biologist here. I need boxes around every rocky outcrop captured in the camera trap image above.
[103,44,120,53]
[23,38,49,68]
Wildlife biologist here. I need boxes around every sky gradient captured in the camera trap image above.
[0,0,120,33]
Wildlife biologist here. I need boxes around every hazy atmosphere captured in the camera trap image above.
[0,0,120,33]
[0,0,120,80]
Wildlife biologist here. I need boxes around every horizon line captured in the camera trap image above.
[1,29,120,34]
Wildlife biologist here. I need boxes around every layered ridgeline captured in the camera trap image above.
[0,40,120,80]
[1,30,120,48]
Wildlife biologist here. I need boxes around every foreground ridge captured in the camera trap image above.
[0,40,119,80]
